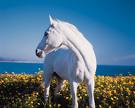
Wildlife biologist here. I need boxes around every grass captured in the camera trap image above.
[0,71,134,108]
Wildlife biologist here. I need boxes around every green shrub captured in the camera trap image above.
[0,72,134,108]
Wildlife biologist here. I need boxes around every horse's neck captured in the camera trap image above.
[63,27,96,73]
[65,40,84,64]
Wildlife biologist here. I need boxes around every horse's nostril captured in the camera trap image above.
[36,49,38,54]
[36,49,40,56]
[36,49,43,57]
[36,49,41,54]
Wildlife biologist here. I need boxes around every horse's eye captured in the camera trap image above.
[44,32,48,36]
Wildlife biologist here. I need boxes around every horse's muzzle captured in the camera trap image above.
[35,49,44,58]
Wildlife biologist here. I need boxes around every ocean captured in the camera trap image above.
[0,62,135,76]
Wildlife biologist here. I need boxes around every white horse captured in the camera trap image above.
[36,16,96,108]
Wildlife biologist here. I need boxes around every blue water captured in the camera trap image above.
[0,62,135,76]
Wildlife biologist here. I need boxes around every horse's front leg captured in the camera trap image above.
[44,72,52,102]
[70,81,78,108]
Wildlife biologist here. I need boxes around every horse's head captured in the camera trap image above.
[36,16,64,58]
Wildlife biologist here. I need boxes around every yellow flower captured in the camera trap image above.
[99,105,102,108]
[58,104,61,107]
[66,97,69,100]
[111,97,114,100]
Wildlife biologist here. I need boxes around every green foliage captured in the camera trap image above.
[0,72,134,108]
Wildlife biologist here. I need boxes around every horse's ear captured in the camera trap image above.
[49,15,54,25]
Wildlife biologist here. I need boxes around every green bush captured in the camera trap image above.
[0,71,134,108]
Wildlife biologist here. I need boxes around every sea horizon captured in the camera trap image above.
[0,61,135,76]
[0,60,135,67]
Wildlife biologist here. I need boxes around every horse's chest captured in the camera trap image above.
[52,51,76,80]
[53,56,72,80]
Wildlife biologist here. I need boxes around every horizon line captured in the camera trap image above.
[0,60,134,66]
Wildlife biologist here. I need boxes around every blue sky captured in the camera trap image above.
[0,0,135,65]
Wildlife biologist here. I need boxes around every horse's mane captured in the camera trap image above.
[58,20,93,48]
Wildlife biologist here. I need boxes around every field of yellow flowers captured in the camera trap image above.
[0,71,134,108]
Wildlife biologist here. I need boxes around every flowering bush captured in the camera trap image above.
[0,71,134,108]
